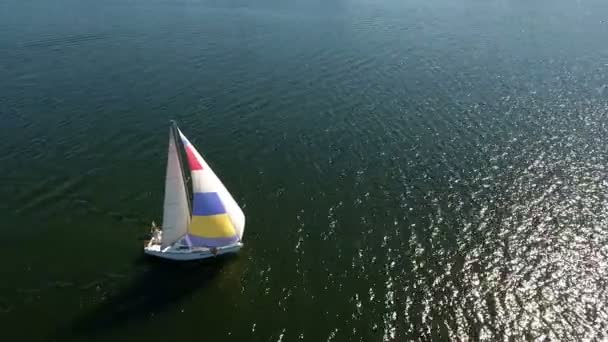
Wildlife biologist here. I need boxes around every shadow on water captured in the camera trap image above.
[59,255,235,340]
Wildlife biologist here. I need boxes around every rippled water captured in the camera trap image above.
[2,0,608,340]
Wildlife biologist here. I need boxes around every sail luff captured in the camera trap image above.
[161,128,191,248]
[170,121,192,215]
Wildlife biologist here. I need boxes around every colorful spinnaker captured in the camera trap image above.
[178,129,245,247]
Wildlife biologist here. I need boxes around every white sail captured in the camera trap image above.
[161,128,191,248]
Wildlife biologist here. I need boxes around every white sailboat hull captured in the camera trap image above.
[144,241,242,261]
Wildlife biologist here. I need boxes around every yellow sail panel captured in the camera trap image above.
[190,214,235,238]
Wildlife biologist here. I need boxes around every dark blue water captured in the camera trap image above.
[2,0,608,340]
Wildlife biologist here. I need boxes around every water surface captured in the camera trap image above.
[2,0,608,340]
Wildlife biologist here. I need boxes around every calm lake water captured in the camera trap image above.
[2,0,608,340]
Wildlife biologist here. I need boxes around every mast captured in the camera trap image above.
[170,120,192,215]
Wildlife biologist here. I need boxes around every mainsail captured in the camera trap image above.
[160,128,191,248]
[178,129,245,247]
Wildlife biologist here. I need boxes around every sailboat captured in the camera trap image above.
[144,121,245,261]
